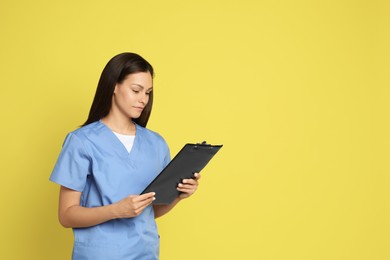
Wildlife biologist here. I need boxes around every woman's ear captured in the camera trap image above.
[113,84,118,94]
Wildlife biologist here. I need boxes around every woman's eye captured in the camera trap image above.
[146,91,152,95]
[132,89,140,93]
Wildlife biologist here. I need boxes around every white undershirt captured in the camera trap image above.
[113,132,135,153]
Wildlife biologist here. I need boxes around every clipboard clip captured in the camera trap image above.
[194,141,210,149]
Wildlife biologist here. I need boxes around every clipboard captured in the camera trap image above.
[141,141,222,204]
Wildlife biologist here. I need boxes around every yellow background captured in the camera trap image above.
[0,0,389,259]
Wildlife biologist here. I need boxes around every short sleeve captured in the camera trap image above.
[49,133,91,192]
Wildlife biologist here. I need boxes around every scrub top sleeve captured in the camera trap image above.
[49,133,91,192]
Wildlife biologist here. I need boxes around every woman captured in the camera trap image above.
[50,52,200,259]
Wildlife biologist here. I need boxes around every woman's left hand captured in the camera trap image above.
[177,173,201,199]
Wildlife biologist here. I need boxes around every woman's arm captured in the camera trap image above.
[153,173,201,218]
[58,186,155,228]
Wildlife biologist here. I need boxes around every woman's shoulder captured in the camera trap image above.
[63,121,104,145]
[137,124,168,146]
[71,121,100,135]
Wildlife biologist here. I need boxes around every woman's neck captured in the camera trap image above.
[101,113,136,135]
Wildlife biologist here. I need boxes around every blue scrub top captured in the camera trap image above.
[50,121,170,260]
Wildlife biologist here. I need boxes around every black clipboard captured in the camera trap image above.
[141,141,222,204]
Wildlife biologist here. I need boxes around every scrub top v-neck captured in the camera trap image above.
[104,122,138,158]
[112,131,135,154]
[50,120,171,260]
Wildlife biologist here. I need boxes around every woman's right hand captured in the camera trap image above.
[112,192,156,218]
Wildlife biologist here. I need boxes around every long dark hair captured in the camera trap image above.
[83,52,154,127]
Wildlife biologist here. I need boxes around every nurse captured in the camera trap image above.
[50,52,200,260]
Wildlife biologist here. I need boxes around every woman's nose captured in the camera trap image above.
[139,93,148,104]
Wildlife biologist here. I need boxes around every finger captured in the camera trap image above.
[126,194,155,210]
[133,192,156,202]
[137,197,155,209]
[177,190,194,198]
[182,178,198,185]
[180,184,197,191]
[178,183,197,190]
[177,185,196,193]
[177,189,195,195]
[193,173,201,180]
[133,195,155,210]
[131,198,154,216]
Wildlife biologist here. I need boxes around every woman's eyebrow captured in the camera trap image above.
[131,83,153,91]
[131,83,144,89]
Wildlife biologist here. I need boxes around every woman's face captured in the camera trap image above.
[112,72,153,119]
